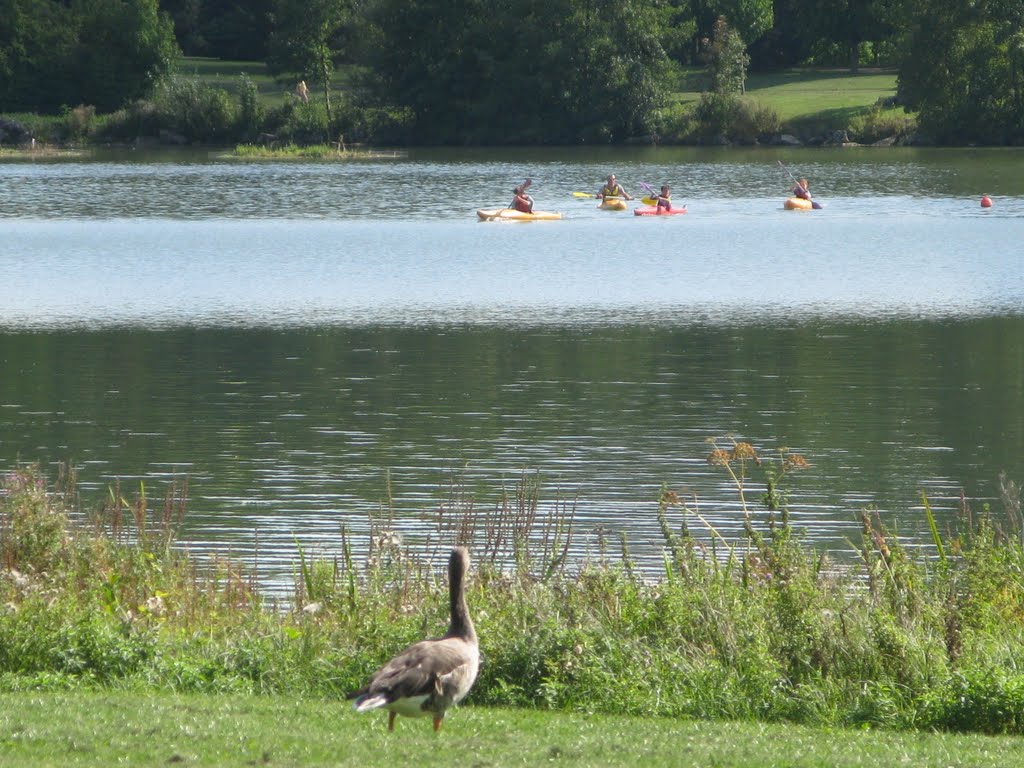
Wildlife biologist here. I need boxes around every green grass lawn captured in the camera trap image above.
[671,67,899,130]
[1,691,1022,767]
[176,56,357,108]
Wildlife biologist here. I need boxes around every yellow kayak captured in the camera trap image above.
[477,208,562,221]
[784,197,814,210]
[599,198,628,211]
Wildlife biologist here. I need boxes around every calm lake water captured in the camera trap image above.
[1,146,1022,593]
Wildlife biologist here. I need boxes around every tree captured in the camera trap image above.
[267,0,350,122]
[73,0,179,111]
[357,0,672,144]
[0,0,79,112]
[0,0,177,113]
[898,0,1024,144]
[704,15,750,94]
[692,0,773,52]
[796,0,902,70]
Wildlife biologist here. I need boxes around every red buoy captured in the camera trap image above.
[981,195,993,208]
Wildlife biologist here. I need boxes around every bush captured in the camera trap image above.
[692,93,779,144]
[236,74,264,142]
[151,75,237,143]
[847,105,917,144]
[61,105,97,143]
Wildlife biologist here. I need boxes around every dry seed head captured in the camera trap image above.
[730,442,760,464]
[707,448,731,466]
[784,453,810,470]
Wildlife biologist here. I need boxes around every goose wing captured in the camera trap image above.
[351,636,477,707]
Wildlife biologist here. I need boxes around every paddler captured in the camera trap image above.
[791,177,812,201]
[597,174,633,201]
[511,178,534,213]
[655,185,672,211]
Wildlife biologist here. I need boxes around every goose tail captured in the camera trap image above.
[353,694,389,712]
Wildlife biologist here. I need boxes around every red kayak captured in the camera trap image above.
[633,205,687,216]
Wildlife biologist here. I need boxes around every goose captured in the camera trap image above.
[349,546,479,732]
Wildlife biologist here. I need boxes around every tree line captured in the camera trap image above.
[1,0,1022,145]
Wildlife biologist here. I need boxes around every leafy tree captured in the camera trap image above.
[159,0,274,58]
[267,0,350,123]
[796,0,902,70]
[198,0,275,60]
[357,0,672,144]
[704,15,750,94]
[898,0,1024,144]
[0,0,79,111]
[73,0,179,111]
[0,0,176,113]
[693,0,773,51]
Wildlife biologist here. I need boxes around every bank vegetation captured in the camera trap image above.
[2,440,1023,735]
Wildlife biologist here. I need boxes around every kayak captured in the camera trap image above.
[599,198,628,211]
[784,197,816,210]
[476,208,562,221]
[634,205,687,216]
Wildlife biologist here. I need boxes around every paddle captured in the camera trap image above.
[482,208,511,220]
[639,182,664,207]
[572,191,597,198]
[778,160,824,209]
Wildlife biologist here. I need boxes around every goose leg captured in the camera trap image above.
[388,711,397,732]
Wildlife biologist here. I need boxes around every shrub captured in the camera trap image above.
[847,105,917,144]
[236,74,264,142]
[151,75,237,143]
[61,105,97,143]
[692,93,780,144]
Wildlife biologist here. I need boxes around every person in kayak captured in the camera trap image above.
[655,185,672,210]
[511,178,534,213]
[597,175,633,201]
[791,177,812,201]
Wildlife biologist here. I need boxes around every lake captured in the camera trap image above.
[1,146,1022,593]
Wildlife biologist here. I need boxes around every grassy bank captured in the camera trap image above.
[3,691,1024,767]
[2,442,1023,736]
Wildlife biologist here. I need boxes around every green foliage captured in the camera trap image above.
[267,0,351,122]
[150,74,237,142]
[3,458,1024,735]
[701,0,773,53]
[692,93,779,143]
[236,73,264,140]
[60,104,97,142]
[0,466,67,571]
[704,16,751,95]
[262,99,336,145]
[899,0,1024,145]
[0,0,178,113]
[358,0,672,144]
[795,0,901,71]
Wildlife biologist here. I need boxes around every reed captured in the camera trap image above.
[1,450,1023,735]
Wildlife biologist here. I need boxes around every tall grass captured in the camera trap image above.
[2,446,1023,734]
